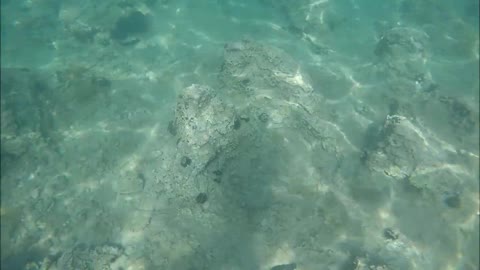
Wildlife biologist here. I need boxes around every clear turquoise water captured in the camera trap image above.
[1,1,479,269]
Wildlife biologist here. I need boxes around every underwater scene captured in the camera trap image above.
[1,0,479,269]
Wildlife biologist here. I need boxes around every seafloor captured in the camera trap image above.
[1,0,479,269]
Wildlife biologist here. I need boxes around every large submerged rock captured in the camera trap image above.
[220,39,314,103]
[219,39,323,133]
[364,114,471,194]
[374,26,437,94]
[173,84,240,176]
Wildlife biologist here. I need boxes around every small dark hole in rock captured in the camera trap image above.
[33,80,48,92]
[444,194,461,208]
[92,77,111,88]
[233,118,241,130]
[424,83,438,93]
[119,37,141,46]
[180,156,191,167]
[258,112,269,123]
[240,116,250,122]
[110,11,151,41]
[196,192,208,204]
[270,263,297,270]
[241,78,250,85]
[168,120,177,136]
[145,0,158,7]
[383,228,399,240]
[388,100,400,115]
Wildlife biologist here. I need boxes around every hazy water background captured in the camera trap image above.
[1,0,479,269]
